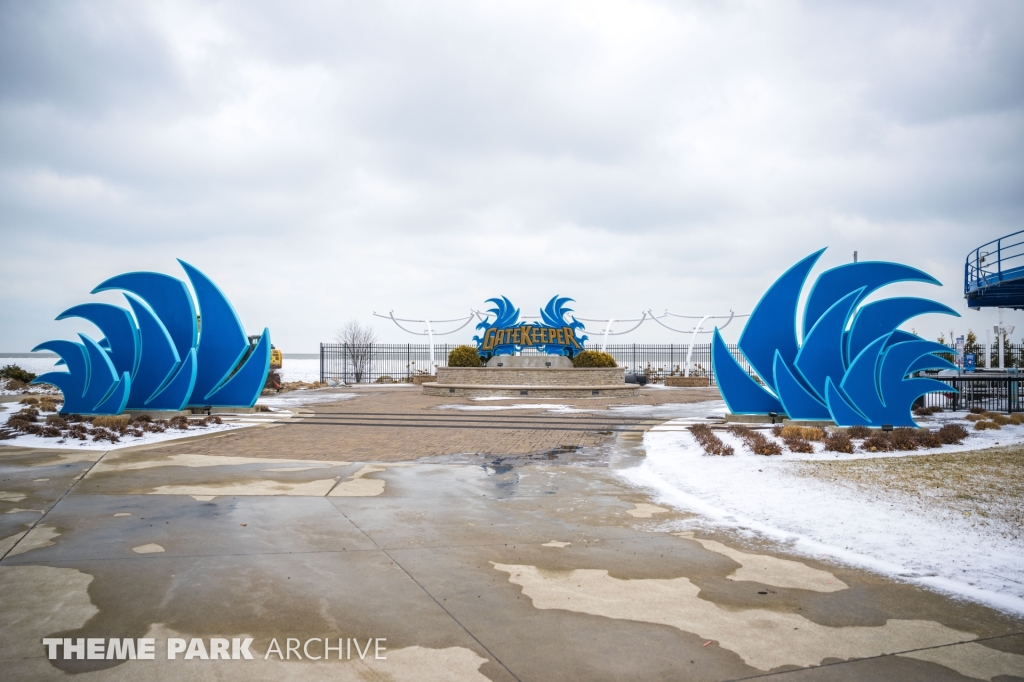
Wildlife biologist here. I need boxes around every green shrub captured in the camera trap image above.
[448,345,482,367]
[572,350,617,368]
[1,364,36,383]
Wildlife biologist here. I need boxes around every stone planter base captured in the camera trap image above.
[664,376,711,387]
[424,366,636,398]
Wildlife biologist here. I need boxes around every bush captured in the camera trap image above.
[915,431,943,448]
[572,350,617,368]
[965,414,983,422]
[913,405,942,416]
[728,425,782,455]
[863,432,894,452]
[690,423,734,456]
[784,436,814,453]
[168,416,191,430]
[1,364,36,383]
[847,425,871,439]
[975,420,1000,431]
[968,407,986,414]
[990,414,1012,426]
[822,431,853,453]
[448,345,482,367]
[937,423,968,444]
[890,428,919,451]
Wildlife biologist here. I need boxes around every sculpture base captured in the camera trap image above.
[724,413,787,424]
[424,366,637,398]
[664,376,711,387]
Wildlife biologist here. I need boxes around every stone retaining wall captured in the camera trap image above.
[664,376,711,387]
[436,366,625,387]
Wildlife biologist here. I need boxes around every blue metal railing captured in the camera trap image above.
[966,229,1024,296]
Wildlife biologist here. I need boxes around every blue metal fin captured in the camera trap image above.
[825,377,871,427]
[124,295,181,410]
[876,340,958,426]
[178,260,251,404]
[145,348,197,410]
[802,262,939,335]
[203,328,271,408]
[94,373,131,415]
[906,353,957,374]
[738,249,826,395]
[794,288,864,400]
[848,298,959,364]
[57,303,140,379]
[712,327,784,415]
[80,334,119,413]
[93,271,197,363]
[840,334,889,426]
[31,340,90,413]
[773,351,831,420]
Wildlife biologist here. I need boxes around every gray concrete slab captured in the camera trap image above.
[1,428,1023,681]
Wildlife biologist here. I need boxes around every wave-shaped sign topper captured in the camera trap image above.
[474,296,587,359]
[712,249,959,428]
[32,260,271,415]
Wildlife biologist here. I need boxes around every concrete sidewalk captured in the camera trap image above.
[0,389,1022,680]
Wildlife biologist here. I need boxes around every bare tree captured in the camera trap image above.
[335,319,378,383]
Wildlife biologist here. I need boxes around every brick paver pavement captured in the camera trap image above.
[140,386,722,462]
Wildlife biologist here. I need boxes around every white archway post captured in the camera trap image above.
[684,315,711,377]
[601,319,615,353]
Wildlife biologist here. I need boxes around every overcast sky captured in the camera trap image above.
[1,0,1022,352]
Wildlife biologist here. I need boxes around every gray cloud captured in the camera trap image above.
[1,0,1021,351]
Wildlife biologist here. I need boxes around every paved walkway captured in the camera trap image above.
[1,386,1022,681]
[141,386,722,461]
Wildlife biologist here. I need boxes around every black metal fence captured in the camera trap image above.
[319,342,749,385]
[946,342,1024,370]
[919,375,1022,413]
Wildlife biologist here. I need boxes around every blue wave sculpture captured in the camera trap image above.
[713,250,959,427]
[31,261,270,415]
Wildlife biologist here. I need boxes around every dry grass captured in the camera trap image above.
[92,415,130,429]
[795,445,1024,540]
[780,425,825,441]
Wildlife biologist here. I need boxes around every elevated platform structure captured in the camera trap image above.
[966,230,1024,309]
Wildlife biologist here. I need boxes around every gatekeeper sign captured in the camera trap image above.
[473,296,587,359]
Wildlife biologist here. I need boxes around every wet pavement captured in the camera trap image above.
[1,393,1023,681]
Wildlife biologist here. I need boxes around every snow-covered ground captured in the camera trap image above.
[620,403,1024,615]
[256,390,356,409]
[277,358,320,383]
[0,401,250,450]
